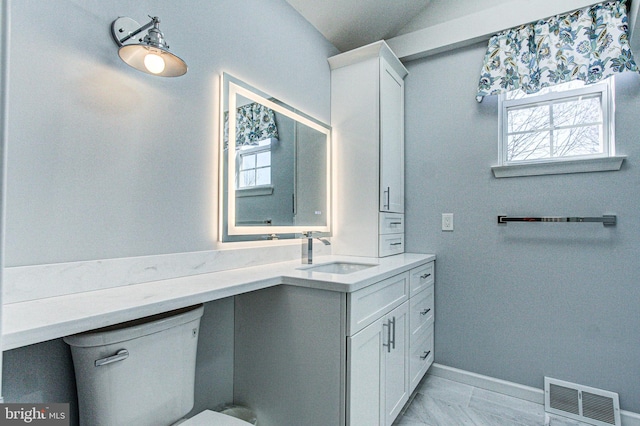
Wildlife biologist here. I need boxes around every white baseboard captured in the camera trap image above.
[428,363,544,404]
[428,363,640,426]
[622,411,640,426]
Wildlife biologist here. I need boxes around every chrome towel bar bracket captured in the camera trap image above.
[497,215,616,226]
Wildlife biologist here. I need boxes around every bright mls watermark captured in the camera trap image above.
[0,404,69,425]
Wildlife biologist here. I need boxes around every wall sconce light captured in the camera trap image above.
[111,16,187,77]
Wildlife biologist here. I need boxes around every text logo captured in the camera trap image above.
[0,404,69,426]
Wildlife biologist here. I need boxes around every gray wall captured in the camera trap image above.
[4,0,336,267]
[404,42,640,413]
[2,0,336,422]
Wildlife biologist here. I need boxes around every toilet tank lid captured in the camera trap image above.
[179,410,253,425]
[63,304,204,347]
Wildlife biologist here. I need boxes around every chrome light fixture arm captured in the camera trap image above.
[111,16,157,47]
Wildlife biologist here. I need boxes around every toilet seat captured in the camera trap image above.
[178,410,253,425]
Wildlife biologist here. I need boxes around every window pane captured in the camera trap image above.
[256,151,271,168]
[506,80,586,100]
[508,105,549,133]
[239,170,255,187]
[501,78,612,167]
[553,96,601,127]
[256,167,271,185]
[508,131,550,161]
[241,154,255,170]
[554,126,602,157]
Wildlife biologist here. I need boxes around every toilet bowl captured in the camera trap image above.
[64,304,252,426]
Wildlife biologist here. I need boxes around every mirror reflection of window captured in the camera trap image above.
[237,139,273,189]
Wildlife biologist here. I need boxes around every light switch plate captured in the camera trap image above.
[442,213,454,231]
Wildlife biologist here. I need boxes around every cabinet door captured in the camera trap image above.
[348,302,409,426]
[383,302,409,426]
[379,57,404,214]
[347,317,384,426]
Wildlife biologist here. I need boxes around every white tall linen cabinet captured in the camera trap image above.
[329,41,408,258]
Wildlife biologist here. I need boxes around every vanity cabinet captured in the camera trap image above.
[346,263,434,425]
[348,302,409,426]
[408,262,435,393]
[347,272,410,426]
[329,41,408,258]
[233,260,434,426]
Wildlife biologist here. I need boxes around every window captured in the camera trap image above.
[493,78,624,178]
[237,139,272,189]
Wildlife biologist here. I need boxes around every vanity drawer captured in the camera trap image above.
[348,271,409,335]
[409,323,434,393]
[409,262,434,297]
[378,233,404,257]
[410,286,434,337]
[379,212,404,234]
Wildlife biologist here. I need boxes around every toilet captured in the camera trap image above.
[64,304,252,426]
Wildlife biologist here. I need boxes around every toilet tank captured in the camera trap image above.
[64,304,204,426]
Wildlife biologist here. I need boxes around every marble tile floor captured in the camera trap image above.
[394,374,594,426]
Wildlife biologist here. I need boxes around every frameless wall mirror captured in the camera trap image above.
[219,73,331,242]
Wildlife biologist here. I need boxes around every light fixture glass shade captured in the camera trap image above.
[111,16,187,77]
[118,44,187,77]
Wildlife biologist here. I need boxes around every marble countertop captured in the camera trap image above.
[3,253,434,350]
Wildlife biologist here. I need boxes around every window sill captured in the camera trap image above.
[236,185,274,197]
[491,156,626,178]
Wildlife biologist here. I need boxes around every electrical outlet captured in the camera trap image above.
[442,213,454,231]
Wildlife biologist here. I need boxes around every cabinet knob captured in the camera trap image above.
[420,350,431,360]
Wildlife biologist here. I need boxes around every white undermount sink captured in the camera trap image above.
[298,261,377,274]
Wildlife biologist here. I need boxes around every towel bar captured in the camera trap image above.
[497,215,616,226]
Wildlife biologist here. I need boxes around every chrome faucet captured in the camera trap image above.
[302,231,331,264]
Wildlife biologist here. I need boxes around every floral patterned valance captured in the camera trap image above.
[224,102,279,148]
[476,0,639,101]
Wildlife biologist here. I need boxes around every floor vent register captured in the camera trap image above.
[544,377,620,426]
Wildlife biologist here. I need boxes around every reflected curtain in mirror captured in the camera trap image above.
[224,102,279,149]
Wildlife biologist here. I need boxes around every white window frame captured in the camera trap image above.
[235,138,275,197]
[492,78,625,178]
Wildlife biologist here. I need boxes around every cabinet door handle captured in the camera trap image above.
[389,221,402,226]
[390,242,402,246]
[390,317,396,350]
[420,273,431,280]
[420,308,431,316]
[420,350,431,360]
[384,187,390,210]
[382,320,392,353]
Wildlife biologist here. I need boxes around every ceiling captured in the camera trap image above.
[284,0,514,52]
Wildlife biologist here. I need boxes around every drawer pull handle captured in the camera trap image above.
[420,350,431,360]
[420,308,431,316]
[420,273,431,280]
[390,242,402,246]
[389,221,402,226]
[95,349,129,367]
